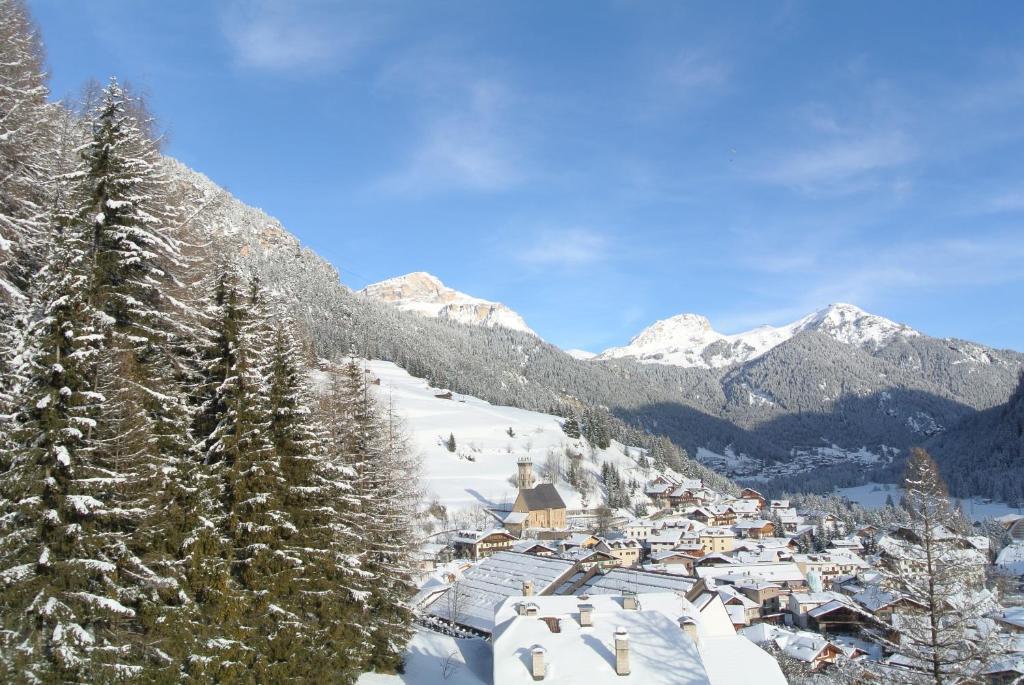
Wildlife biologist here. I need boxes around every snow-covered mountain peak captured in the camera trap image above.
[794,303,919,348]
[597,304,918,369]
[360,272,537,336]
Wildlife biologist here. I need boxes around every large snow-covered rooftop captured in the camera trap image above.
[493,594,710,685]
[492,593,786,685]
[426,552,575,633]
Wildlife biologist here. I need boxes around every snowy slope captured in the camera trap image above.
[366,360,648,513]
[598,303,918,369]
[360,272,537,336]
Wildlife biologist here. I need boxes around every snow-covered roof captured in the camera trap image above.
[697,562,805,585]
[452,528,515,545]
[492,593,710,685]
[741,625,833,664]
[996,542,1024,575]
[995,607,1024,630]
[807,597,869,619]
[502,512,529,524]
[492,592,786,685]
[734,519,772,530]
[573,568,696,596]
[427,552,575,633]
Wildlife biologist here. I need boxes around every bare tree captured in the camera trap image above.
[440,650,460,680]
[870,448,1012,684]
[446,580,467,628]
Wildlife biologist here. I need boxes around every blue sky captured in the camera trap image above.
[29,1,1024,352]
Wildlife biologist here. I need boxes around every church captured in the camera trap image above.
[510,458,567,530]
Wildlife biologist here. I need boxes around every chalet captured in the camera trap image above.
[643,475,678,508]
[561,547,619,572]
[596,538,643,568]
[514,541,559,557]
[645,529,684,553]
[851,587,926,620]
[561,533,602,551]
[788,592,841,625]
[984,661,1024,685]
[769,499,790,511]
[734,580,786,613]
[793,552,869,587]
[740,487,767,510]
[992,607,1024,635]
[742,624,841,672]
[807,598,871,635]
[668,487,705,508]
[623,518,655,541]
[650,550,699,575]
[512,479,567,531]
[699,562,808,597]
[734,519,775,539]
[996,514,1024,541]
[698,527,736,554]
[718,585,761,628]
[729,499,762,518]
[452,529,517,560]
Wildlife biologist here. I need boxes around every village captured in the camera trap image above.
[404,457,1024,684]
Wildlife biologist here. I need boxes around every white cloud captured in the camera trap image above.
[665,50,730,91]
[985,189,1024,213]
[373,47,530,194]
[221,1,372,72]
[516,229,611,268]
[379,79,523,193]
[722,230,1024,330]
[758,132,916,191]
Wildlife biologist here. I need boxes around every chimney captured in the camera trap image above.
[531,646,546,681]
[679,617,701,649]
[517,457,535,490]
[523,580,534,597]
[614,627,630,676]
[622,591,638,611]
[578,603,593,627]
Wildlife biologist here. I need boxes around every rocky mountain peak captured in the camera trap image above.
[360,272,537,336]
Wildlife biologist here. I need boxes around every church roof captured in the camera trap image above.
[519,483,566,511]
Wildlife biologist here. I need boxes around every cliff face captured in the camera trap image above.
[360,271,537,336]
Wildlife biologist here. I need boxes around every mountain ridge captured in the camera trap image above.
[598,303,920,369]
[360,271,537,336]
[164,156,1023,501]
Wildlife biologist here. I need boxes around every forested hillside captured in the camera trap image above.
[0,2,417,680]
[181,161,1022,500]
[163,131,1024,502]
[927,373,1024,503]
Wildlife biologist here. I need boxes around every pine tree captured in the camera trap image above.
[446,432,456,453]
[0,0,53,302]
[336,361,417,674]
[0,216,134,681]
[562,416,581,439]
[265,315,366,681]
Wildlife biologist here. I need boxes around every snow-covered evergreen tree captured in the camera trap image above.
[336,361,418,674]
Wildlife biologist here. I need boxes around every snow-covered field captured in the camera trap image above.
[836,483,1024,522]
[357,629,490,685]
[366,360,648,514]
